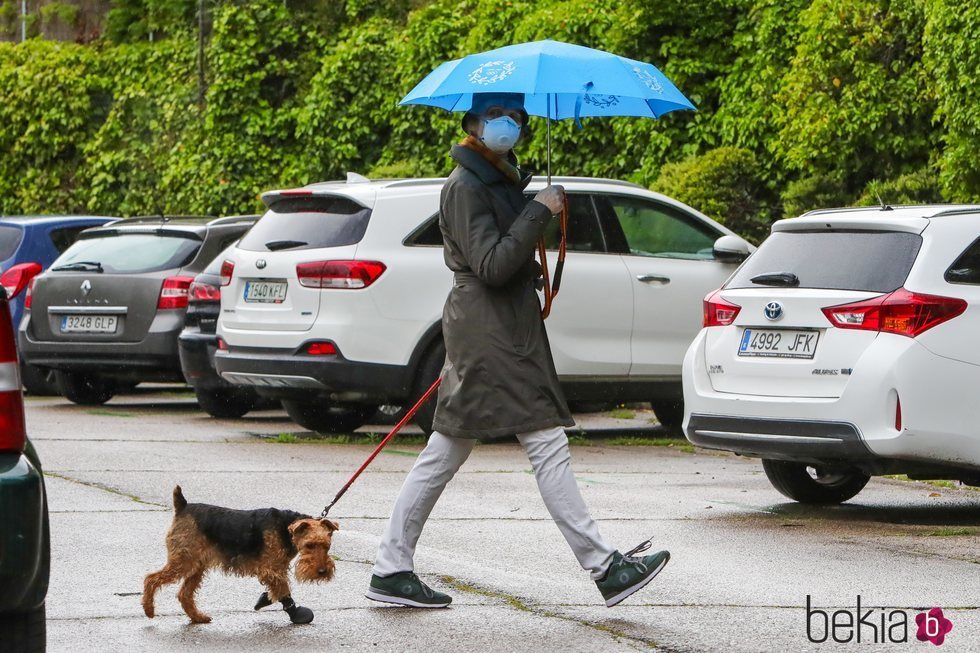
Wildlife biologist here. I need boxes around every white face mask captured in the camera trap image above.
[480,116,521,153]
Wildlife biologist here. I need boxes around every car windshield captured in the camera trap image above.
[0,224,23,261]
[727,230,922,293]
[238,196,371,252]
[53,233,201,274]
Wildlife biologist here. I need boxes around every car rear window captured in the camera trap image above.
[0,224,23,260]
[727,230,922,293]
[945,236,980,285]
[53,233,201,274]
[238,196,371,252]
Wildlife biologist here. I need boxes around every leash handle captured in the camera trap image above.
[320,376,442,518]
[538,193,569,319]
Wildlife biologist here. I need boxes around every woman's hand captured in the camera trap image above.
[533,185,565,215]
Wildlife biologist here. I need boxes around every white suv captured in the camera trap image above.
[215,175,753,434]
[683,205,980,503]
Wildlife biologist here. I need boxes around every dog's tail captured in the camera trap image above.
[173,485,188,513]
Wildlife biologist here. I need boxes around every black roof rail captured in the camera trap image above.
[117,215,215,224]
[926,207,980,218]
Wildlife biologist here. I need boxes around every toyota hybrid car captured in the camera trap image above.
[19,215,257,405]
[683,205,980,503]
[215,175,753,434]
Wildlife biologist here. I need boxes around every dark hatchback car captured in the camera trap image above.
[18,216,257,405]
[178,242,262,418]
[0,279,49,650]
[1,215,119,394]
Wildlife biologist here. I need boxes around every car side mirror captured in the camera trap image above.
[0,262,43,299]
[712,235,752,263]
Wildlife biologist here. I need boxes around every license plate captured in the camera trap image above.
[61,315,118,334]
[738,328,819,359]
[244,280,287,303]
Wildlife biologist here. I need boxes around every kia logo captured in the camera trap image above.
[256,259,267,269]
[80,280,92,296]
[764,301,783,321]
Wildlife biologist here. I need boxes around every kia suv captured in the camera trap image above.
[0,276,49,650]
[683,205,980,503]
[215,176,753,434]
[19,215,257,405]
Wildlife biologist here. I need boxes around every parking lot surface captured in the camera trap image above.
[28,386,980,652]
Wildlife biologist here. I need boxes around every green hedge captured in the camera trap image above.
[2,0,980,229]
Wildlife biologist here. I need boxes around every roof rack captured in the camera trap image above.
[208,214,261,226]
[926,206,980,218]
[799,204,980,219]
[116,215,215,224]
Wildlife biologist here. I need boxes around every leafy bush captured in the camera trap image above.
[651,147,774,243]
[780,173,852,218]
[855,167,943,206]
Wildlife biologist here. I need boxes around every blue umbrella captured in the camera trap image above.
[399,39,696,178]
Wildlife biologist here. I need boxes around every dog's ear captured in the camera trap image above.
[320,519,339,533]
[288,520,311,537]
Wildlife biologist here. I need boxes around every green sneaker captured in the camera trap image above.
[596,540,670,607]
[366,572,452,608]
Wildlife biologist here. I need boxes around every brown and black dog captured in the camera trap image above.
[143,486,338,624]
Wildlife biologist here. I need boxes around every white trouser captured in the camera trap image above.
[373,427,616,580]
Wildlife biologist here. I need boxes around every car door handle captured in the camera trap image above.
[636,274,670,285]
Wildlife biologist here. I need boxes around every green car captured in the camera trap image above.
[0,266,49,650]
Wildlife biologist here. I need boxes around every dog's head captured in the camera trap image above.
[289,518,338,582]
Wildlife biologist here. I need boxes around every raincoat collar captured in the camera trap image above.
[450,141,532,190]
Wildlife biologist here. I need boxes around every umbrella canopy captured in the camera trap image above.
[399,39,695,122]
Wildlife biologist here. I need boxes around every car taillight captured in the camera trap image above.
[703,290,741,327]
[0,262,42,299]
[895,395,902,431]
[296,260,386,289]
[0,299,26,453]
[24,277,35,310]
[220,260,235,287]
[822,288,966,337]
[304,341,338,356]
[158,276,195,310]
[189,281,221,302]
[217,337,228,351]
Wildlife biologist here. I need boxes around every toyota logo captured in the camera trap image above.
[256,259,267,269]
[80,279,92,296]
[764,301,783,321]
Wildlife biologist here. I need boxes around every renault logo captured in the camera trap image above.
[256,259,267,269]
[764,301,783,321]
[80,279,92,296]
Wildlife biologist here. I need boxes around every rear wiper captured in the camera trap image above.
[750,271,799,287]
[265,239,308,251]
[52,261,103,273]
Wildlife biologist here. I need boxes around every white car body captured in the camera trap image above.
[683,205,980,491]
[215,175,753,431]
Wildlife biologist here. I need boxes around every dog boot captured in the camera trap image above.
[254,592,273,610]
[280,596,314,624]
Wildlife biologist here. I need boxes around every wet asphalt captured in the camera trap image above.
[25,386,980,653]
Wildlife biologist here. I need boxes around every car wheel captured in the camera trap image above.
[649,399,684,436]
[20,363,58,396]
[0,603,46,652]
[54,370,116,406]
[410,339,446,436]
[282,399,376,434]
[761,459,870,504]
[373,404,408,425]
[195,386,259,419]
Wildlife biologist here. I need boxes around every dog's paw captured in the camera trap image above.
[287,605,314,625]
[254,592,273,611]
[189,614,212,624]
[143,605,155,619]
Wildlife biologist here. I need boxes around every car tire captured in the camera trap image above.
[20,363,58,396]
[54,370,116,406]
[0,603,46,653]
[761,459,870,504]
[649,399,684,436]
[410,339,446,436]
[195,387,259,419]
[282,399,376,434]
